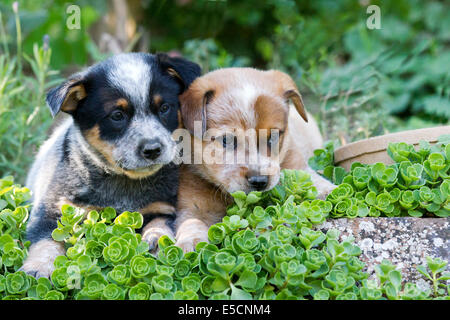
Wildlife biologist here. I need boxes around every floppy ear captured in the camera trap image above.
[270,70,308,123]
[179,83,213,139]
[156,53,202,92]
[46,73,87,118]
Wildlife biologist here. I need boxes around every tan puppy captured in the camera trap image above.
[173,67,336,252]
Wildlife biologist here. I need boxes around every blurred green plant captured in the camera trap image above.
[268,0,449,142]
[183,38,250,73]
[0,0,106,69]
[0,5,62,182]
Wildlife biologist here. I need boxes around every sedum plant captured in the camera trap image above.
[1,172,449,300]
[308,135,450,218]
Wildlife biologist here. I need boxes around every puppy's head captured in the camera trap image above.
[180,68,308,194]
[46,52,201,179]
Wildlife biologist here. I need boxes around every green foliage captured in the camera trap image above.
[308,136,450,218]
[416,257,450,298]
[0,172,449,300]
[183,39,250,73]
[367,259,450,300]
[0,1,106,69]
[0,176,30,272]
[0,8,60,183]
[308,141,335,171]
[284,0,450,142]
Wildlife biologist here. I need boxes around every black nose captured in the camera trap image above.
[139,140,162,160]
[248,175,268,191]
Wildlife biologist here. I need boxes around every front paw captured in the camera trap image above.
[175,235,208,254]
[20,239,64,278]
[20,258,55,279]
[142,228,172,254]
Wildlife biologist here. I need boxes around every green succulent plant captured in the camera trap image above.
[308,135,450,218]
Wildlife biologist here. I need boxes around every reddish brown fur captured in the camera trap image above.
[115,98,129,109]
[254,95,287,133]
[176,109,183,130]
[166,68,183,84]
[61,84,86,114]
[270,70,308,122]
[175,166,230,252]
[83,125,161,179]
[139,201,175,215]
[153,94,163,106]
[56,197,103,213]
[177,166,230,225]
[83,125,117,168]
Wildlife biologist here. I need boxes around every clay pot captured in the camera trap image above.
[334,126,450,171]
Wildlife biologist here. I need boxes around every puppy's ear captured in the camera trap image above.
[46,73,87,118]
[180,84,213,138]
[156,53,202,92]
[271,70,308,123]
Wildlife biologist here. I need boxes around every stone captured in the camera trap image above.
[317,217,449,288]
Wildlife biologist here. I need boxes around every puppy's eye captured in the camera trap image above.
[110,110,125,122]
[222,134,237,150]
[159,103,170,115]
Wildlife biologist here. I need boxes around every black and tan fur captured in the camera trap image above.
[22,52,201,278]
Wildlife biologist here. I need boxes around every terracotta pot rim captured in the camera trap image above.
[334,125,450,163]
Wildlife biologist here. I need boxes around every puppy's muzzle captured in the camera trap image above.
[139,139,163,161]
[247,174,269,191]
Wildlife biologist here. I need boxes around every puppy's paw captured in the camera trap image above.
[175,235,208,254]
[19,262,55,279]
[142,228,172,254]
[20,239,65,278]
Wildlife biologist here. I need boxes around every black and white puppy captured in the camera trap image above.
[22,52,201,278]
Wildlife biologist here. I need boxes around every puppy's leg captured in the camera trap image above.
[141,215,175,253]
[174,216,210,253]
[305,167,337,200]
[21,204,65,278]
[174,167,228,253]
